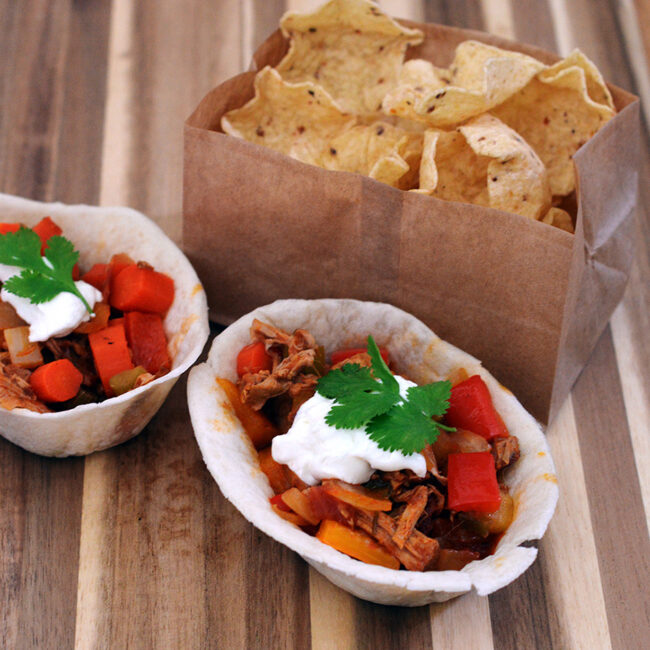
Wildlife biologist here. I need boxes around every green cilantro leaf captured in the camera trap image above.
[0,227,92,313]
[367,335,398,393]
[325,389,401,429]
[366,382,454,454]
[316,334,454,455]
[317,364,380,400]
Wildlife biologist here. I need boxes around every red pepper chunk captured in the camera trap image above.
[447,452,501,513]
[0,223,21,235]
[32,216,63,254]
[110,264,174,315]
[88,322,134,396]
[236,341,273,377]
[445,375,508,440]
[124,311,171,374]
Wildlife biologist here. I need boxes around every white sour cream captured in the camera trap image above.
[272,375,427,485]
[0,263,102,342]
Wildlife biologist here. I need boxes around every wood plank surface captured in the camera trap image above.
[0,1,648,649]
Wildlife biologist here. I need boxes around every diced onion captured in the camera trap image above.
[4,326,43,368]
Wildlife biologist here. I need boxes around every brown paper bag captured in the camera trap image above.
[183,21,639,423]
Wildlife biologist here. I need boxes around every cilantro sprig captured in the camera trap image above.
[317,335,455,455]
[0,227,92,314]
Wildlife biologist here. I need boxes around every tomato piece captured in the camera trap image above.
[32,216,63,254]
[124,311,171,374]
[82,263,111,298]
[110,264,174,315]
[330,346,390,366]
[0,223,21,235]
[447,451,501,513]
[445,375,508,440]
[236,341,273,377]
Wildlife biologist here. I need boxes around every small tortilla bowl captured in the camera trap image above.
[187,298,558,606]
[0,193,209,457]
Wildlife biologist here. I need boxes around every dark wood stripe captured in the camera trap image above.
[423,0,484,31]
[0,1,110,647]
[489,547,557,650]
[54,0,111,204]
[354,601,433,650]
[106,380,211,647]
[0,0,70,199]
[572,327,650,650]
[245,526,312,648]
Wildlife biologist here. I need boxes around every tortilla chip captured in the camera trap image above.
[222,67,356,166]
[188,298,558,605]
[492,54,615,196]
[319,121,411,187]
[277,0,423,114]
[542,49,614,110]
[419,129,491,206]
[420,114,551,220]
[383,41,545,128]
[542,207,574,233]
[0,193,209,457]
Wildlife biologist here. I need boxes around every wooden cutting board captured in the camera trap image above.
[1,1,648,648]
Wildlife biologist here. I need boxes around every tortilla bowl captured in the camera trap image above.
[187,298,558,606]
[0,193,209,457]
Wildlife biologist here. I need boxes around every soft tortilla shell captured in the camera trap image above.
[188,299,557,606]
[0,193,209,456]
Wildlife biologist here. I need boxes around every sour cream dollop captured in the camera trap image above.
[0,262,102,342]
[272,375,427,485]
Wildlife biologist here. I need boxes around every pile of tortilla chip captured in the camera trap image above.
[221,0,616,233]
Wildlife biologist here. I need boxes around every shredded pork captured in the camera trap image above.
[0,351,50,413]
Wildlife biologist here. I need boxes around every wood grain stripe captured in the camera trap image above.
[354,599,433,649]
[611,167,650,530]
[615,0,650,129]
[424,0,484,30]
[538,397,611,649]
[572,328,650,650]
[510,0,557,52]
[430,593,494,649]
[309,568,357,650]
[480,0,515,39]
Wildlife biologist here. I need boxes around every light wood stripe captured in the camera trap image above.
[615,0,650,129]
[542,396,611,649]
[547,0,574,55]
[572,329,650,650]
[480,0,515,39]
[431,592,494,649]
[309,568,358,650]
[378,0,426,22]
[75,0,134,643]
[98,0,135,208]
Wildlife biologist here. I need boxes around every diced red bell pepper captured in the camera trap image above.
[445,375,509,441]
[0,223,21,235]
[32,216,63,254]
[124,311,171,374]
[88,321,134,396]
[236,341,273,377]
[82,263,111,298]
[330,346,390,366]
[447,451,501,513]
[110,264,174,315]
